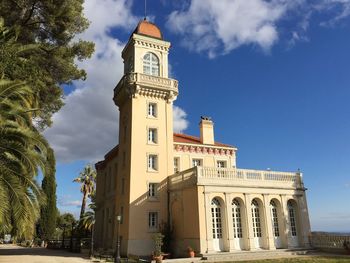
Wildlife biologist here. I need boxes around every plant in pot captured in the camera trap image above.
[152,233,164,263]
[187,246,195,258]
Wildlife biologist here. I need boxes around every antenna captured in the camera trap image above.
[144,0,147,20]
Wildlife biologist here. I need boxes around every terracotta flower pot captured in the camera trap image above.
[188,250,195,258]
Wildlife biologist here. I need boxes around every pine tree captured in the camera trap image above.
[39,148,57,241]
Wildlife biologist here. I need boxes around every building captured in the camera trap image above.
[94,19,311,257]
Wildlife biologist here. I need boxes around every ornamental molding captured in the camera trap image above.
[134,39,170,52]
[173,143,235,156]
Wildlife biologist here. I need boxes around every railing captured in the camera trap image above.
[116,72,178,92]
[169,166,303,189]
[310,233,350,251]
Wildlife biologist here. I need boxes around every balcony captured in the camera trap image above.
[169,166,303,190]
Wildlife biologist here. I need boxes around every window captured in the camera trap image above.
[148,212,158,229]
[217,161,226,168]
[217,161,226,177]
[174,157,180,173]
[148,183,158,198]
[148,155,158,171]
[148,128,157,144]
[270,200,280,237]
[251,199,262,238]
[232,199,243,238]
[192,159,202,167]
[211,198,223,239]
[143,52,159,76]
[148,103,157,118]
[288,200,297,236]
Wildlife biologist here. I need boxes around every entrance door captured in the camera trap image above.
[251,199,263,249]
[232,199,244,250]
[270,200,282,248]
[288,200,299,247]
[211,198,224,251]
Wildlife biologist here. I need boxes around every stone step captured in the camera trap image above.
[201,248,314,261]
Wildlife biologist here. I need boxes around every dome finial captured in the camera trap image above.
[144,0,147,20]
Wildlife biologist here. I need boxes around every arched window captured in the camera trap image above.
[143,52,159,76]
[251,199,262,238]
[211,198,222,239]
[232,199,243,238]
[287,200,297,236]
[270,200,280,237]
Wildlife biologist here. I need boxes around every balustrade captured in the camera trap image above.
[169,166,302,189]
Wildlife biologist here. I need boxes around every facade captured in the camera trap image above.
[94,20,311,257]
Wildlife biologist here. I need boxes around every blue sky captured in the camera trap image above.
[44,0,350,232]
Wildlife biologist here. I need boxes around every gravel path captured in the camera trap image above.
[0,244,92,263]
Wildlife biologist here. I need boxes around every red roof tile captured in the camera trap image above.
[173,133,235,148]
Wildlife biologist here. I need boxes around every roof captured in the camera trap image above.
[173,133,235,148]
[133,19,163,40]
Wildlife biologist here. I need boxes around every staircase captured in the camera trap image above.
[201,248,313,261]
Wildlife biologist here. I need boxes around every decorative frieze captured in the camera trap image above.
[174,143,234,156]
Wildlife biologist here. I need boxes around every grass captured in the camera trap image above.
[216,256,350,263]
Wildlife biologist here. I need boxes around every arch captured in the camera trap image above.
[143,52,159,76]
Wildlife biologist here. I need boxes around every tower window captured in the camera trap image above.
[148,154,158,171]
[143,52,159,76]
[148,128,157,144]
[148,103,157,117]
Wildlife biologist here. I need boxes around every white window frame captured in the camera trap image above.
[143,52,159,76]
[148,211,159,231]
[148,183,158,198]
[174,157,180,173]
[147,154,158,172]
[192,158,203,167]
[147,102,157,118]
[148,128,158,144]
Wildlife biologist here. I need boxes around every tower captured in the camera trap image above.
[113,20,178,255]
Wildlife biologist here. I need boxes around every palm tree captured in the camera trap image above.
[0,79,51,238]
[73,164,96,219]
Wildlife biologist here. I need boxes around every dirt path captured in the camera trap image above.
[0,244,92,263]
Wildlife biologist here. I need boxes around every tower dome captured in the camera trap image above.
[133,19,163,40]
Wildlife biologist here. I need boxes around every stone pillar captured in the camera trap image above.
[225,193,235,251]
[297,194,312,248]
[244,194,255,250]
[263,194,276,250]
[281,195,292,248]
[204,192,214,253]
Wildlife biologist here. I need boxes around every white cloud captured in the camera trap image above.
[167,0,296,57]
[173,106,189,133]
[167,0,350,57]
[44,0,189,163]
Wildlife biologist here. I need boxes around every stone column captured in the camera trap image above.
[297,194,312,248]
[204,192,214,253]
[281,195,292,248]
[244,194,254,250]
[225,193,235,251]
[263,194,276,250]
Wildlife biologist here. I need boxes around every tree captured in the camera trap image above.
[73,164,96,219]
[39,148,57,241]
[0,22,54,239]
[0,0,94,128]
[0,79,50,239]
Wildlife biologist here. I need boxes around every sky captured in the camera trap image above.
[43,0,350,232]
